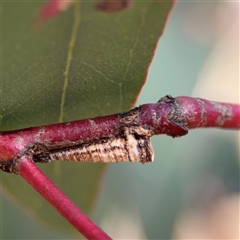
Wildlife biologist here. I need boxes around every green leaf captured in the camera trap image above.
[0,0,174,235]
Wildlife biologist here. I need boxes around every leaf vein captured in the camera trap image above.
[80,61,118,85]
[59,2,81,123]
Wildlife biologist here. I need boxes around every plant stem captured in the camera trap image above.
[17,156,111,240]
[0,96,239,171]
[1,95,239,237]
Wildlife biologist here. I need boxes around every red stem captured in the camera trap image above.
[18,156,111,240]
[176,96,240,129]
[0,96,239,165]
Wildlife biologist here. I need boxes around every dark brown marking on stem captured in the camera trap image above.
[95,0,132,13]
[27,142,49,157]
[118,106,141,126]
[0,161,14,173]
[122,127,132,162]
[163,96,188,137]
[157,95,174,104]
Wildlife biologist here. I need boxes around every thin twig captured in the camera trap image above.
[17,156,112,240]
[0,96,239,172]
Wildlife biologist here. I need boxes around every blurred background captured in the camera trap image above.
[1,1,239,239]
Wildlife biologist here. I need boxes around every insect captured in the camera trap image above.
[32,126,154,164]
